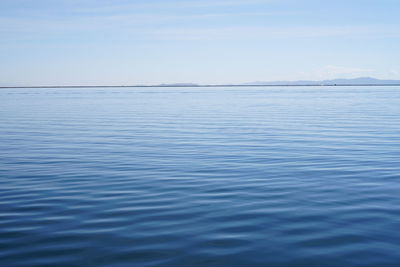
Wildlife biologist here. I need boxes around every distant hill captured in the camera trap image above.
[2,77,400,88]
[243,77,400,86]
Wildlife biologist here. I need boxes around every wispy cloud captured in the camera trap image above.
[2,13,400,43]
[4,0,276,17]
[79,0,275,12]
[147,24,400,40]
[153,0,275,8]
[3,0,399,42]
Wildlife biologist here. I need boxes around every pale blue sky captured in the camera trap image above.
[1,0,399,85]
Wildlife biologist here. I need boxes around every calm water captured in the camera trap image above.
[1,86,400,266]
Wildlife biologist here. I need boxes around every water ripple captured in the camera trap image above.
[1,86,400,266]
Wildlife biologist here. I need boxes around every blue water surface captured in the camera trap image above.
[1,86,400,266]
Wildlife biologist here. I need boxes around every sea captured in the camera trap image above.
[1,86,400,266]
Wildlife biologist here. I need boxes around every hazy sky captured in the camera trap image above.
[1,0,399,85]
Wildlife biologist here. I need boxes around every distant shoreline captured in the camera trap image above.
[2,84,400,89]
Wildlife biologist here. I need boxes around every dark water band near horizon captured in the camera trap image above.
[1,86,400,266]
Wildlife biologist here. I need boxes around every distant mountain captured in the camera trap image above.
[243,77,400,86]
[2,77,400,88]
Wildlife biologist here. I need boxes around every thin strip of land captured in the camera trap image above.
[1,83,400,89]
[2,77,400,88]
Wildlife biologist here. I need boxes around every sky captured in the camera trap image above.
[0,0,399,86]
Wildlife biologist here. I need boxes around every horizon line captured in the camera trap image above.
[2,83,400,89]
